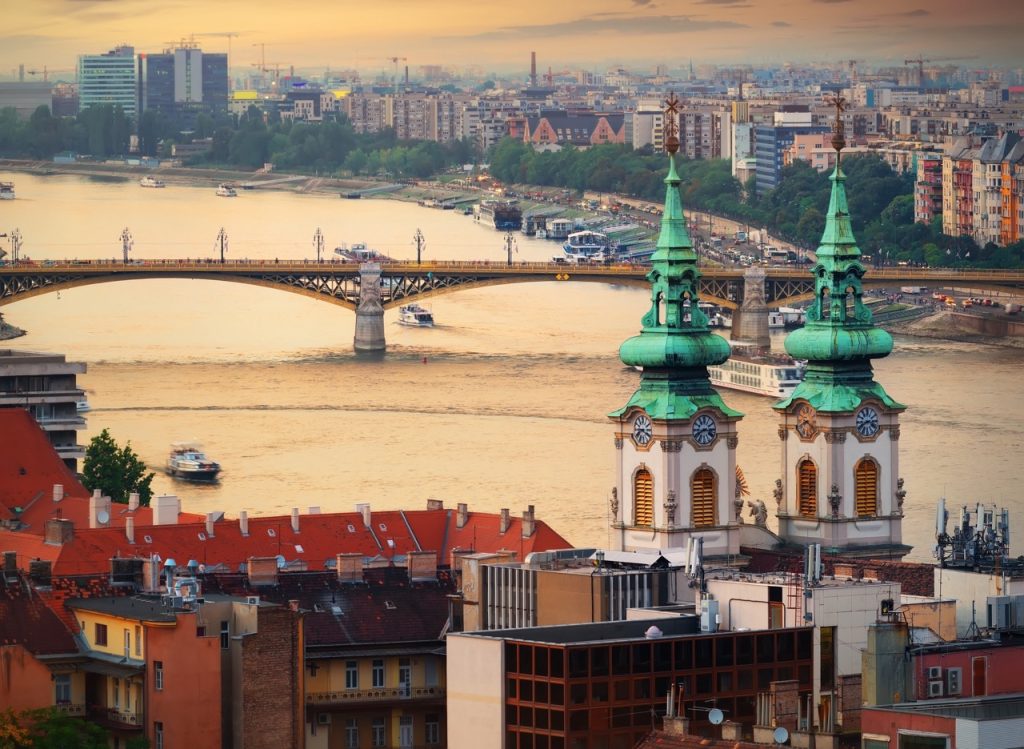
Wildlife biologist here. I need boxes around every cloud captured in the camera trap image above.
[812,0,853,3]
[695,0,750,4]
[771,20,791,27]
[632,0,654,6]
[892,8,929,17]
[451,14,747,40]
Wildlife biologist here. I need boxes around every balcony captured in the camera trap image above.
[306,685,445,706]
[87,706,144,730]
[54,702,86,716]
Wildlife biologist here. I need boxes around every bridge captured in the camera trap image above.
[2,259,1022,352]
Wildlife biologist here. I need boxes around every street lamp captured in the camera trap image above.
[503,232,517,266]
[313,228,324,264]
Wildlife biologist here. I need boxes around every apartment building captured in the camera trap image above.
[940,133,1024,246]
[78,45,137,120]
[915,154,943,225]
[140,46,228,123]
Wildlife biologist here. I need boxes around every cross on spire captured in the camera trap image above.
[664,91,680,154]
[826,94,847,158]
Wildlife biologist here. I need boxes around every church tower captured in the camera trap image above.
[609,95,744,559]
[773,98,910,559]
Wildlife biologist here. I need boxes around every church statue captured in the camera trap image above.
[734,496,745,524]
[665,490,677,526]
[609,488,619,519]
[747,499,768,527]
[772,479,783,507]
[895,477,906,513]
[828,485,842,517]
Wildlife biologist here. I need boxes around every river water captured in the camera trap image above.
[2,170,1022,562]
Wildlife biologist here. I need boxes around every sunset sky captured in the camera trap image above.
[3,0,1021,79]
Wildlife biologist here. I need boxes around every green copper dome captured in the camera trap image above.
[777,162,903,412]
[612,153,740,421]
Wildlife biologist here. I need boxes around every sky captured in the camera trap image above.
[3,0,1022,80]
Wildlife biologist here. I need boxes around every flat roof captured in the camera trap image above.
[67,596,182,623]
[455,616,709,645]
[870,693,1024,721]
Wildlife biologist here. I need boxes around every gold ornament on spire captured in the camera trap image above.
[664,91,680,155]
[827,94,847,161]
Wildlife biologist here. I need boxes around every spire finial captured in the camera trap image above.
[664,91,680,155]
[827,94,847,162]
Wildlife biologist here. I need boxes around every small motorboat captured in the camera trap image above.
[166,442,222,482]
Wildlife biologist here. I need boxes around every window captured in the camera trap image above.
[425,714,440,745]
[855,458,879,517]
[372,717,386,747]
[798,459,817,517]
[372,659,385,688]
[346,660,358,689]
[134,626,141,656]
[345,719,359,749]
[54,674,71,704]
[113,678,120,709]
[691,468,716,527]
[634,469,653,526]
[154,722,164,749]
[220,620,230,650]
[124,629,131,657]
[94,623,108,646]
[154,661,164,691]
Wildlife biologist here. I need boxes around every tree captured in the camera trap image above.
[22,709,111,749]
[82,429,155,506]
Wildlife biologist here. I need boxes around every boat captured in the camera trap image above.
[561,230,618,263]
[398,303,434,327]
[707,341,805,398]
[139,176,165,188]
[215,183,237,197]
[333,243,392,263]
[0,182,14,200]
[474,200,522,230]
[166,442,222,482]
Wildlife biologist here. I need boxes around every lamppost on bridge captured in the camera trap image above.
[413,229,425,265]
[9,229,21,264]
[216,228,228,264]
[503,232,517,267]
[0,233,7,262]
[119,227,132,264]
[313,228,324,264]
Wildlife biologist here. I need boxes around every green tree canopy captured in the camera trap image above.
[82,429,155,506]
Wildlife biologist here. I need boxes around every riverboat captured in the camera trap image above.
[139,176,165,188]
[707,342,805,398]
[334,243,392,263]
[474,200,523,230]
[166,442,222,482]
[398,304,434,327]
[216,183,237,197]
[0,182,14,200]
[560,230,618,263]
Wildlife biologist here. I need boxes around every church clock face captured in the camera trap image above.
[856,406,880,437]
[632,414,653,446]
[795,404,817,439]
[692,414,717,446]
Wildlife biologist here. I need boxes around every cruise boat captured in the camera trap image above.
[707,342,805,398]
[0,182,14,200]
[139,176,165,188]
[474,200,522,230]
[334,243,392,263]
[560,230,617,263]
[215,183,237,197]
[398,303,434,327]
[166,442,222,482]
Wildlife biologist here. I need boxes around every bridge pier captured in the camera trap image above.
[731,266,770,347]
[353,263,386,354]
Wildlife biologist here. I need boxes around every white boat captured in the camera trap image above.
[216,183,237,197]
[562,230,617,263]
[166,441,222,482]
[398,304,434,327]
[334,243,391,263]
[0,182,14,200]
[707,342,805,398]
[139,176,165,188]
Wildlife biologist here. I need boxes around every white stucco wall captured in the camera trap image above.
[446,634,505,749]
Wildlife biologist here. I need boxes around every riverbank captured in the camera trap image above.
[887,310,1024,349]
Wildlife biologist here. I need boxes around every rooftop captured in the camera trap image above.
[455,615,706,645]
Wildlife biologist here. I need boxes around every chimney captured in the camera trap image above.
[356,503,371,527]
[44,518,74,546]
[152,495,180,526]
[247,557,279,586]
[530,51,537,88]
[407,550,438,582]
[721,722,743,741]
[239,510,249,537]
[863,567,880,581]
[833,563,856,579]
[205,513,216,538]
[456,503,468,529]
[522,505,536,539]
[89,491,111,528]
[426,498,444,511]
[4,551,17,574]
[142,555,162,593]
[336,553,363,583]
[499,508,510,534]
[128,492,139,511]
[291,507,300,533]
[125,517,135,544]
[52,484,63,503]
[28,559,52,586]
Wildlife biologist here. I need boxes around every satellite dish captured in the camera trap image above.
[96,509,110,525]
[708,708,724,725]
[773,726,789,744]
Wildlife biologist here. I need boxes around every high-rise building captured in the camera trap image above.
[77,45,137,120]
[139,46,228,123]
[753,107,829,193]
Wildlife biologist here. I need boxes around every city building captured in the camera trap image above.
[915,154,943,225]
[0,81,53,118]
[862,694,1024,749]
[0,349,87,469]
[632,101,665,151]
[522,110,626,150]
[753,107,830,193]
[77,45,137,120]
[139,45,229,124]
[940,133,1024,247]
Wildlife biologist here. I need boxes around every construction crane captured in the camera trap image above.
[543,67,571,86]
[26,67,75,82]
[845,59,860,82]
[386,56,407,91]
[192,31,239,54]
[904,56,978,86]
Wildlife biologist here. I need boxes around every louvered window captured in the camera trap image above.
[798,459,817,517]
[634,469,653,527]
[855,459,879,517]
[691,469,716,527]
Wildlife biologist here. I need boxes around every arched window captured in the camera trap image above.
[855,458,879,517]
[691,468,716,527]
[798,459,817,517]
[634,469,653,527]
[820,288,831,319]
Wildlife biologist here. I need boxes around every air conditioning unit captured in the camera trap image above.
[927,666,942,680]
[246,595,260,605]
[928,681,944,698]
[947,668,962,696]
[317,714,330,726]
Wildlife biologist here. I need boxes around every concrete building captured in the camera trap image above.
[753,107,829,193]
[78,45,137,120]
[862,694,1024,749]
[915,154,943,225]
[0,349,87,469]
[632,101,665,150]
[940,133,1024,247]
[0,82,53,118]
[140,46,229,123]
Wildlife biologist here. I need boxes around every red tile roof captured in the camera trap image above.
[0,579,78,655]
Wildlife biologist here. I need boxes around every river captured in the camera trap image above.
[2,170,1022,562]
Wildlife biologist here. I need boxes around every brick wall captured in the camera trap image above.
[238,605,303,749]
